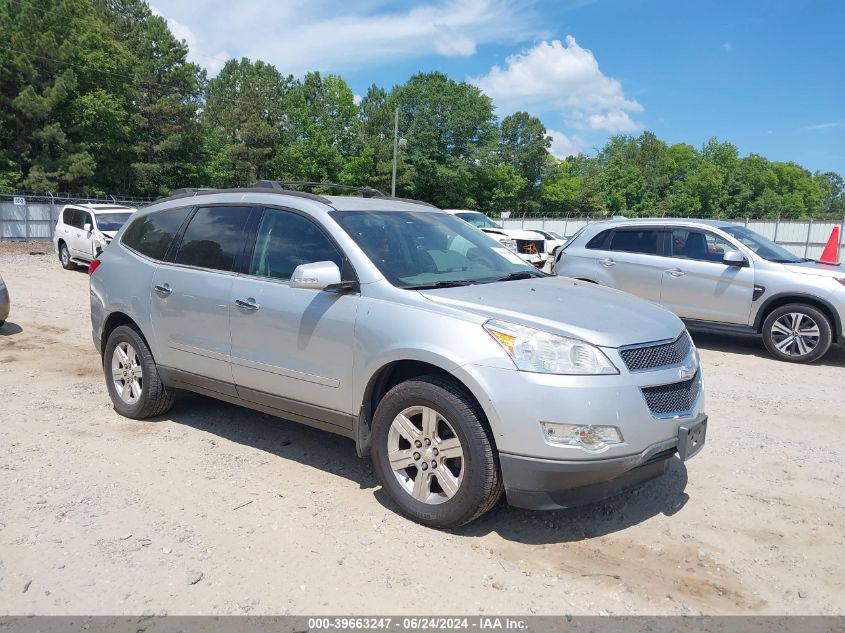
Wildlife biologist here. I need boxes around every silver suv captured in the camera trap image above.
[90,182,707,528]
[553,219,845,363]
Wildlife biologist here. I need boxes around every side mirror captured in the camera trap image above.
[723,250,747,267]
[83,223,92,233]
[290,261,342,290]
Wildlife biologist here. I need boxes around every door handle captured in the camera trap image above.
[234,298,260,311]
[666,268,685,277]
[153,283,172,296]
[600,257,616,267]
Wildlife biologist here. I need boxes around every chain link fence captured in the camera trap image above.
[0,191,153,241]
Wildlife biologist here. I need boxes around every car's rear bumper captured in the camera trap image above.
[500,415,706,510]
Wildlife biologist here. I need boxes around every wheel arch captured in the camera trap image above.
[355,358,499,459]
[100,311,152,359]
[754,293,841,342]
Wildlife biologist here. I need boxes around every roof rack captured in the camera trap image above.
[254,180,385,198]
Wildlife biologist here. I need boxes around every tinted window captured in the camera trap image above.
[670,229,735,263]
[586,229,611,249]
[94,212,133,232]
[174,206,251,272]
[122,207,192,261]
[250,209,342,281]
[63,208,80,228]
[608,229,660,255]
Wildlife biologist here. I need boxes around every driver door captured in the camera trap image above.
[229,207,358,426]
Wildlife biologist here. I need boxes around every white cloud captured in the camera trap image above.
[470,37,643,132]
[546,129,585,158]
[150,5,229,75]
[353,94,363,106]
[722,41,732,52]
[152,0,542,77]
[807,119,843,130]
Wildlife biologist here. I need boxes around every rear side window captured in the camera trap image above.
[249,208,342,281]
[585,229,610,249]
[608,229,660,255]
[63,208,80,228]
[174,206,252,272]
[122,207,192,261]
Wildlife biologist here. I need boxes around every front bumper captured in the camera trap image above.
[501,415,707,510]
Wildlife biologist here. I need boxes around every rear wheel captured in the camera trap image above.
[762,304,832,363]
[59,243,76,270]
[104,325,175,419]
[371,375,502,528]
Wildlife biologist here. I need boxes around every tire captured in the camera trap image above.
[370,374,503,528]
[59,243,76,270]
[104,324,175,419]
[761,303,833,363]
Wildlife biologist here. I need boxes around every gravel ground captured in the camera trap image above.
[0,245,843,616]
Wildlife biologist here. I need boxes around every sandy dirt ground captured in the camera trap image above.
[0,243,843,616]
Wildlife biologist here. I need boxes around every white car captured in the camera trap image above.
[443,209,546,267]
[530,229,567,261]
[54,204,137,270]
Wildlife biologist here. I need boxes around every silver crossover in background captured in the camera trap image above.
[553,219,845,363]
[90,182,706,528]
[0,272,9,327]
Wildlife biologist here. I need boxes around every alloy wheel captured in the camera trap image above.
[111,341,143,404]
[770,312,820,358]
[387,405,464,504]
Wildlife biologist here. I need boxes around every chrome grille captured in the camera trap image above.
[620,333,692,372]
[641,372,701,417]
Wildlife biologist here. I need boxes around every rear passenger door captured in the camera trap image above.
[659,227,754,324]
[228,207,358,426]
[149,206,255,387]
[592,227,669,303]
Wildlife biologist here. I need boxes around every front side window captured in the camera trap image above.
[608,229,660,255]
[174,206,252,272]
[670,229,736,263]
[249,208,343,281]
[722,225,803,263]
[122,207,192,261]
[331,210,541,289]
[79,211,93,230]
[455,212,501,230]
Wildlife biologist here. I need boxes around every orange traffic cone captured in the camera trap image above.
[819,226,841,265]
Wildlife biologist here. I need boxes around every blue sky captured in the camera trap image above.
[155,0,844,175]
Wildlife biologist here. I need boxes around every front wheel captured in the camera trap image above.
[762,304,833,363]
[370,375,502,528]
[59,243,76,270]
[104,325,175,419]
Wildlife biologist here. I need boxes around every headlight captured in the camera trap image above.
[540,422,623,451]
[501,238,517,251]
[93,232,108,245]
[483,319,618,375]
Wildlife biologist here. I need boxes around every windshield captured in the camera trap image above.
[455,212,501,229]
[95,212,133,232]
[721,226,804,263]
[331,210,541,289]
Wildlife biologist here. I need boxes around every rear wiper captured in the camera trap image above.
[495,271,542,282]
[406,280,477,289]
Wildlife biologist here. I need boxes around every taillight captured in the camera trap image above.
[88,259,102,276]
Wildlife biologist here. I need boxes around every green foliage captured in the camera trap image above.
[0,0,841,218]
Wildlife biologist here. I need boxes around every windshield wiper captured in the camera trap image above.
[406,280,477,290]
[495,271,542,282]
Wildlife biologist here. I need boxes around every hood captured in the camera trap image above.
[481,227,545,241]
[781,260,844,279]
[419,277,684,348]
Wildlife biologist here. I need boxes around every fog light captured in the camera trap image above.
[540,422,623,452]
